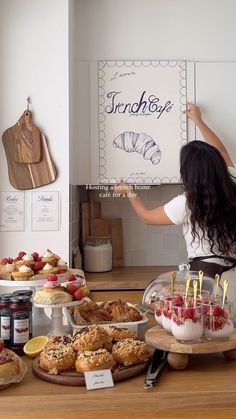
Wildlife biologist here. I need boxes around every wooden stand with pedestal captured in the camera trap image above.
[145,325,236,370]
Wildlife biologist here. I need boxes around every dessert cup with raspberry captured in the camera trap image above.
[161,297,173,333]
[154,297,164,326]
[171,304,203,343]
[203,301,234,340]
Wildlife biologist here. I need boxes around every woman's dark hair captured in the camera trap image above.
[180,141,236,259]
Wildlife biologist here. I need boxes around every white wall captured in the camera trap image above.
[0,0,70,261]
[73,0,236,265]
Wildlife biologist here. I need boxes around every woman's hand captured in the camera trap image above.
[184,103,203,125]
[113,181,133,196]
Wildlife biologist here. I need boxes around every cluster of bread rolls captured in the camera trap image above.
[39,325,150,375]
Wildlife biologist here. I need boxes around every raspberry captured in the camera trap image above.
[174,295,184,306]
[213,305,225,317]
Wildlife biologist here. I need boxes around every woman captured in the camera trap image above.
[115,103,236,277]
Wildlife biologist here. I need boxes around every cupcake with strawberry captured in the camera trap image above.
[12,263,34,281]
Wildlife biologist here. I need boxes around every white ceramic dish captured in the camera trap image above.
[64,303,149,339]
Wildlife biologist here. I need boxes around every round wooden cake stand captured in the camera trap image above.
[145,325,236,370]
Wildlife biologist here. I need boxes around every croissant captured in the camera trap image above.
[113,131,161,165]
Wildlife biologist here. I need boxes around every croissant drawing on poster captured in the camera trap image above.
[113,131,162,165]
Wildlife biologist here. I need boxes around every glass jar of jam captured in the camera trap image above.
[0,294,12,348]
[13,290,33,339]
[9,296,31,355]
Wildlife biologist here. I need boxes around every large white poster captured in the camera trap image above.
[98,60,187,184]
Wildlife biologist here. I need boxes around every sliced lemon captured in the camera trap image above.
[23,336,49,358]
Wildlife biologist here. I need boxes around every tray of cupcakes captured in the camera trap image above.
[31,325,151,386]
[0,249,85,285]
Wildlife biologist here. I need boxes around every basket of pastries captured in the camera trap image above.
[65,298,148,337]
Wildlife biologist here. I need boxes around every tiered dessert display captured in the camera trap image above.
[145,270,236,370]
[0,249,89,338]
[33,273,88,336]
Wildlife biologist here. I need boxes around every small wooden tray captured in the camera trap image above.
[32,357,149,386]
[145,325,236,370]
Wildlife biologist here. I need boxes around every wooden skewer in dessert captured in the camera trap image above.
[184,274,191,307]
[193,280,198,308]
[222,279,229,307]
[171,271,176,295]
[198,270,204,296]
[213,273,220,302]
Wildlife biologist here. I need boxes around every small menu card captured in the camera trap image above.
[84,369,114,391]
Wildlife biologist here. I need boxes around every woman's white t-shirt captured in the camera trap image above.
[164,166,236,264]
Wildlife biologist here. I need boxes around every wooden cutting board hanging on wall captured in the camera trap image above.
[2,110,56,190]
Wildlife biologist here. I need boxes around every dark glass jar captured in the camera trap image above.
[13,290,33,339]
[9,296,31,355]
[0,294,12,348]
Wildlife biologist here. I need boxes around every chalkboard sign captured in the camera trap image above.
[98,60,188,184]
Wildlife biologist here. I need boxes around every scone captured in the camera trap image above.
[0,343,21,379]
[72,324,112,352]
[34,274,73,304]
[112,338,150,366]
[12,264,34,281]
[75,348,115,373]
[39,336,76,375]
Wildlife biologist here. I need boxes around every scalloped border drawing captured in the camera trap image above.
[98,60,187,184]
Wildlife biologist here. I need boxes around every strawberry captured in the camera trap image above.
[18,251,26,258]
[73,288,83,301]
[68,274,76,282]
[31,252,39,262]
[14,256,22,262]
[34,261,45,272]
[66,283,77,295]
[1,258,10,265]
[48,274,57,282]
[0,343,4,352]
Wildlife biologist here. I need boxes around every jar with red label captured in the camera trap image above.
[0,294,12,348]
[9,295,31,355]
[13,290,33,339]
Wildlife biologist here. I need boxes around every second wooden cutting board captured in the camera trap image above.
[90,218,124,267]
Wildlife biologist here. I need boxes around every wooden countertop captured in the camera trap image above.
[2,280,236,418]
[2,350,236,418]
[85,266,177,291]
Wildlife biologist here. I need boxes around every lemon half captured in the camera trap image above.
[23,336,49,358]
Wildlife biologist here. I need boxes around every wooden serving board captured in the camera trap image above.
[2,112,56,190]
[145,325,236,354]
[32,357,148,386]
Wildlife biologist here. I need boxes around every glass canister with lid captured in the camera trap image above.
[84,236,112,272]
